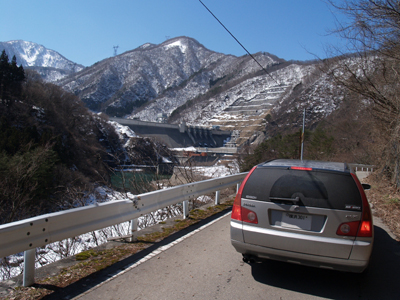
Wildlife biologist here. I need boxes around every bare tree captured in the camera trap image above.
[326,0,400,186]
[0,143,57,223]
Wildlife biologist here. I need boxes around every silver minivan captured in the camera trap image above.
[231,159,374,273]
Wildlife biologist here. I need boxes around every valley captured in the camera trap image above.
[1,37,343,150]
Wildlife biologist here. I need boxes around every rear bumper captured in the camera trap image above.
[231,239,370,273]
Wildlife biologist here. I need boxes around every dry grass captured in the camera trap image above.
[365,174,400,241]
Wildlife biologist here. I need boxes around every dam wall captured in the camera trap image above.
[110,118,232,148]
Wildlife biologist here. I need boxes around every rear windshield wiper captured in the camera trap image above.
[269,196,300,203]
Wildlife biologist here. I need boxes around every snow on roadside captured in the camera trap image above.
[192,159,239,178]
[1,187,176,280]
[1,163,237,281]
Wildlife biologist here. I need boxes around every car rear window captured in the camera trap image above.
[242,167,362,211]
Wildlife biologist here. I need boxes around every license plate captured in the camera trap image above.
[281,212,312,230]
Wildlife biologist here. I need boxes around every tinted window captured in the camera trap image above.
[242,167,362,210]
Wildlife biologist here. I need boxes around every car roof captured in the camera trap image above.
[258,159,350,173]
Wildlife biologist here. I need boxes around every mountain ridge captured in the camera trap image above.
[0,40,84,82]
[2,36,346,146]
[59,37,285,119]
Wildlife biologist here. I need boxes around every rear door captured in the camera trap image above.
[241,167,363,259]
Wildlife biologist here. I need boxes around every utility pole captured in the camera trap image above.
[300,108,305,161]
[113,45,119,56]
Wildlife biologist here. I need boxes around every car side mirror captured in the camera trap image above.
[362,183,371,190]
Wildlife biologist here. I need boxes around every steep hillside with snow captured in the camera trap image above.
[0,37,350,145]
[165,62,320,144]
[0,37,343,146]
[54,36,346,145]
[0,40,84,82]
[58,37,282,117]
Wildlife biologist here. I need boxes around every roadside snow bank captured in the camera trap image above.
[192,160,239,178]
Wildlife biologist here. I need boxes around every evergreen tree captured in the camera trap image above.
[0,50,10,101]
[0,50,25,104]
[10,55,25,99]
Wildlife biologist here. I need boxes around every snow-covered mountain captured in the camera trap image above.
[59,37,245,114]
[58,36,287,120]
[2,37,347,145]
[0,40,84,82]
[58,36,345,145]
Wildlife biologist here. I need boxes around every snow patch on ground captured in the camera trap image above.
[164,40,187,53]
[1,163,237,281]
[192,160,240,178]
[108,121,136,147]
[109,121,136,138]
[170,146,197,152]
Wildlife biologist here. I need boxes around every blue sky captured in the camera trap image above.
[1,0,345,67]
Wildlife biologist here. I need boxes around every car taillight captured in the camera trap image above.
[231,193,243,221]
[232,203,258,224]
[231,166,257,223]
[358,220,372,236]
[242,207,258,224]
[337,174,373,237]
[351,173,373,237]
[337,221,360,236]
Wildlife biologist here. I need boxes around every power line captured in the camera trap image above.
[198,0,278,84]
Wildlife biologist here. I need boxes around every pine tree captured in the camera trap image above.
[10,55,24,100]
[0,51,25,104]
[0,50,10,101]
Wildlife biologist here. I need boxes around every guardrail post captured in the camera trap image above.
[23,248,36,287]
[236,183,240,194]
[183,200,189,219]
[215,190,220,205]
[130,218,138,242]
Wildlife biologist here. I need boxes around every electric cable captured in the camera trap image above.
[198,0,279,84]
[198,1,371,159]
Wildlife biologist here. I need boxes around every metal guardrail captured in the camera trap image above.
[0,172,247,286]
[350,164,375,172]
[0,163,374,286]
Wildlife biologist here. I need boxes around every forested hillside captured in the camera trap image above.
[0,50,122,224]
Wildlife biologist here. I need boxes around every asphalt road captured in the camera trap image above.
[356,171,371,181]
[63,211,400,300]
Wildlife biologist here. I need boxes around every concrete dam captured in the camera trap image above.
[110,118,233,149]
